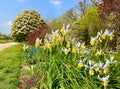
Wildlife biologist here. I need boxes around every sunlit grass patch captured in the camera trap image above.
[0,44,21,89]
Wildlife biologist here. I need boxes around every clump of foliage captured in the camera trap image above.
[10,10,45,42]
[0,33,12,43]
[21,25,120,89]
[71,6,107,44]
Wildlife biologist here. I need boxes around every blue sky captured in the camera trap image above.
[0,0,79,35]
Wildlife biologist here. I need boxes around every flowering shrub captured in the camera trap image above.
[21,25,119,89]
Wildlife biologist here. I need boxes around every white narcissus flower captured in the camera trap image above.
[66,41,71,48]
[103,29,109,36]
[84,60,98,69]
[81,42,86,49]
[90,37,97,46]
[60,24,71,35]
[106,55,117,64]
[95,49,103,56]
[98,75,109,88]
[51,30,59,39]
[62,47,71,55]
[107,30,114,37]
[84,60,98,75]
[98,62,109,74]
[102,29,114,38]
[23,44,29,51]
[35,38,42,48]
[77,58,86,68]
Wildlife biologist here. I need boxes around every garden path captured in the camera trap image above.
[0,42,18,51]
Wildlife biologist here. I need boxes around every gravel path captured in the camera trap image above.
[0,42,18,51]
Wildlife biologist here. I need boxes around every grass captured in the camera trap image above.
[0,44,22,89]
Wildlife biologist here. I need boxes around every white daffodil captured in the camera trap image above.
[62,47,71,55]
[90,37,97,46]
[102,29,114,40]
[71,45,77,54]
[23,44,29,51]
[66,41,71,48]
[77,58,86,68]
[95,49,103,56]
[107,30,114,37]
[35,38,42,48]
[81,42,86,49]
[51,30,59,39]
[98,62,109,74]
[103,29,109,36]
[106,55,117,64]
[60,24,71,35]
[84,60,98,75]
[98,75,109,88]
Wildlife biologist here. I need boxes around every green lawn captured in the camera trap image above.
[0,44,21,89]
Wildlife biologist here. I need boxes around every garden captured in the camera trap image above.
[0,0,120,89]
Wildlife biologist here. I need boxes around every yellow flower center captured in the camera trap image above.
[60,28,66,35]
[99,39,102,42]
[90,40,95,46]
[103,69,109,74]
[51,41,55,46]
[103,82,108,88]
[23,47,26,51]
[66,43,70,48]
[65,51,68,55]
[58,36,63,45]
[52,34,57,39]
[95,52,99,56]
[89,69,94,75]
[81,45,86,49]
[110,36,113,41]
[35,42,39,48]
[78,62,84,68]
[72,47,77,54]
[102,35,106,39]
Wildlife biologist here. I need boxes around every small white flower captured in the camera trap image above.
[98,75,109,82]
[36,38,42,43]
[103,29,109,36]
[77,57,86,63]
[98,62,108,69]
[97,30,103,36]
[95,49,103,56]
[23,44,29,49]
[62,47,71,55]
[76,41,81,48]
[103,29,114,36]
[106,55,117,64]
[84,60,98,69]
[108,30,114,36]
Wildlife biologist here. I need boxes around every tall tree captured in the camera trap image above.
[11,10,46,42]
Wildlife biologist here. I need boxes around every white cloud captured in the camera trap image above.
[50,0,62,6]
[17,0,27,2]
[2,21,12,28]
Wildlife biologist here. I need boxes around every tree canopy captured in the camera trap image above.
[11,10,45,42]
